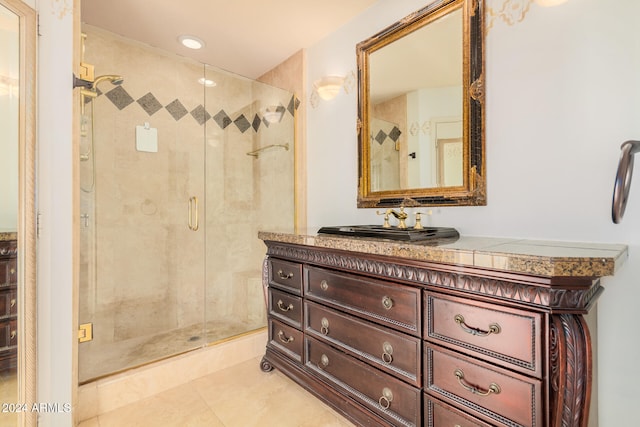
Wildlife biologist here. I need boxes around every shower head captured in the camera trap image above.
[92,74,124,88]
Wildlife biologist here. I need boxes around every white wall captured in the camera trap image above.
[306,0,640,424]
[0,3,19,230]
[37,0,74,426]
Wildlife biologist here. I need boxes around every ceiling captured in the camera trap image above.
[81,0,378,79]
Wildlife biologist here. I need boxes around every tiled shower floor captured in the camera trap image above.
[79,319,265,382]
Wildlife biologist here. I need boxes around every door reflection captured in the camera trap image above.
[0,2,20,425]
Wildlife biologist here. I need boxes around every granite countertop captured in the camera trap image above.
[258,229,628,278]
[0,231,17,242]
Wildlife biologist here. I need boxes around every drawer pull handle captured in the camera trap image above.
[381,296,394,310]
[276,300,294,312]
[378,387,394,409]
[277,270,293,280]
[320,317,330,335]
[277,330,294,343]
[382,341,394,364]
[10,299,16,308]
[319,354,329,369]
[454,369,501,396]
[10,330,17,340]
[10,268,16,275]
[454,314,501,337]
[320,280,329,291]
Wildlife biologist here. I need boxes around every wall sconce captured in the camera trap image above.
[0,75,18,98]
[313,75,345,101]
[534,0,569,6]
[486,0,570,33]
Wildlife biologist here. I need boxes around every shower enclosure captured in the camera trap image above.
[78,27,295,382]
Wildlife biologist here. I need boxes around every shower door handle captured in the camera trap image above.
[188,196,199,231]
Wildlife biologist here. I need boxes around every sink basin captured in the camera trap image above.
[317,225,459,242]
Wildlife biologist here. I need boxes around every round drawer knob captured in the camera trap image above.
[378,387,393,409]
[381,296,393,310]
[319,354,329,369]
[320,317,330,335]
[320,280,329,291]
[382,341,394,364]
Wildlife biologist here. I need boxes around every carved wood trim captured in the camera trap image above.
[265,242,601,312]
[262,257,270,310]
[550,314,592,427]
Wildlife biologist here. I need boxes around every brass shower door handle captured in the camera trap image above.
[188,196,199,231]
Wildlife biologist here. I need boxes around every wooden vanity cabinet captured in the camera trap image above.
[260,240,602,427]
[0,239,18,371]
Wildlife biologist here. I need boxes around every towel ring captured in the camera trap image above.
[612,140,640,223]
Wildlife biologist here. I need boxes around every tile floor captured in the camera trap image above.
[78,356,355,427]
[0,370,17,427]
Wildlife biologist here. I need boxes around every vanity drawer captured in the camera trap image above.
[425,395,494,427]
[268,318,303,363]
[425,343,542,427]
[268,288,302,328]
[0,289,17,318]
[0,319,17,350]
[0,258,17,288]
[268,258,303,295]
[305,301,421,387]
[305,266,421,337]
[426,291,542,376]
[306,336,421,427]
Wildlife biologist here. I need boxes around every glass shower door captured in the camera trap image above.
[78,25,296,382]
[203,65,295,343]
[78,36,208,381]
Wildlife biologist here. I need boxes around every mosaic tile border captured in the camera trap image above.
[96,85,299,134]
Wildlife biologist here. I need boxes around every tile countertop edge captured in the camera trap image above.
[258,231,629,278]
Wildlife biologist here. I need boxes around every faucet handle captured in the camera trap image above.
[413,210,432,229]
[376,210,391,228]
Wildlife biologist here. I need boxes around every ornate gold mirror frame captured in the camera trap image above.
[357,0,485,208]
[1,0,37,425]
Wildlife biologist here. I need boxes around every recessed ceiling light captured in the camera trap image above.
[178,35,205,50]
[198,77,216,87]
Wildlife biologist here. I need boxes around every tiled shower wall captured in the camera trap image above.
[79,25,295,381]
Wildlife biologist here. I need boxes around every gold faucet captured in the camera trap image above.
[376,207,408,229]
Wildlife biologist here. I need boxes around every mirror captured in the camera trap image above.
[0,0,36,425]
[357,0,485,207]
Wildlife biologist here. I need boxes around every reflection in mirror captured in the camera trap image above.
[358,0,485,207]
[1,0,36,425]
[0,2,20,422]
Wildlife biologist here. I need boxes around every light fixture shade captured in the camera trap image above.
[197,77,216,87]
[178,35,205,49]
[314,75,345,101]
[534,0,569,7]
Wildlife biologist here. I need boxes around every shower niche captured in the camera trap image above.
[78,27,295,382]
